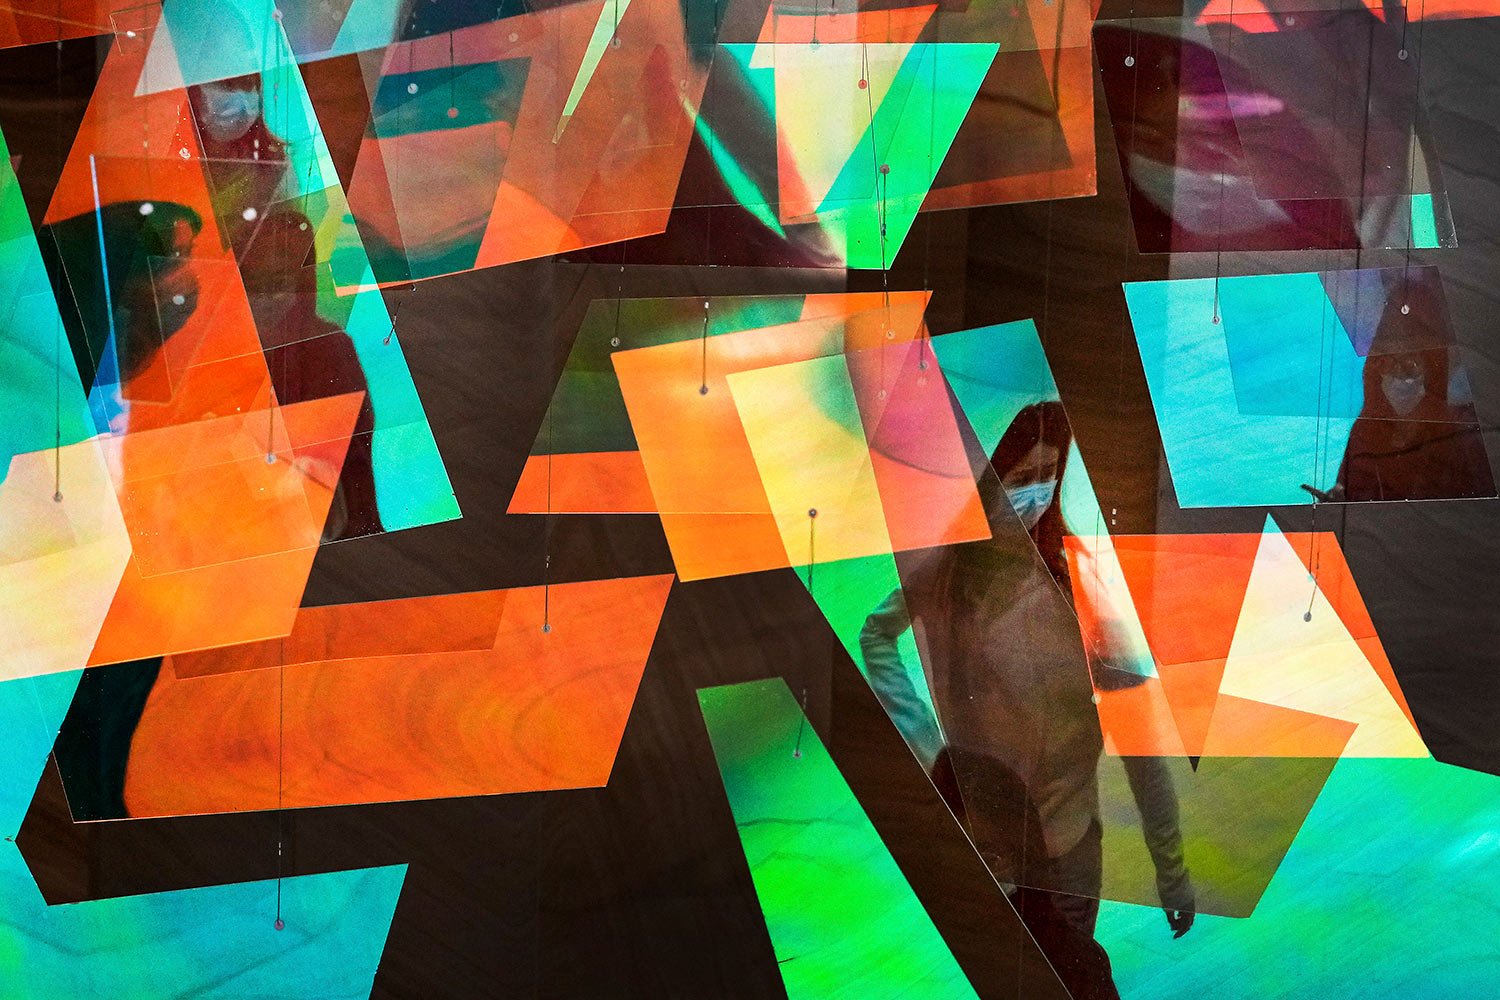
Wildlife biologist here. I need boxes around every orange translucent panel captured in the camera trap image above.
[0,0,117,48]
[1097,529,1421,759]
[657,511,792,581]
[1198,694,1357,757]
[120,574,674,815]
[169,589,510,679]
[1093,675,1187,757]
[87,392,364,665]
[507,450,656,514]
[1112,532,1262,667]
[753,4,936,46]
[611,299,928,580]
[46,13,222,234]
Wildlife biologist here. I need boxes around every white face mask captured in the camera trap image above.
[1006,480,1058,530]
[1382,373,1426,417]
[198,85,261,143]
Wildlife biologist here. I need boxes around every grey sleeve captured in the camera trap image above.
[858,588,944,773]
[1120,754,1195,912]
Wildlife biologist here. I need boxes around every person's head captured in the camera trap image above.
[989,401,1073,583]
[190,75,263,145]
[1366,348,1448,419]
[991,401,1071,532]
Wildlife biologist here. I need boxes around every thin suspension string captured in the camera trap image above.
[272,5,287,930]
[542,267,595,631]
[1306,1,1364,618]
[794,514,815,761]
[861,40,896,395]
[918,32,937,371]
[275,628,285,929]
[53,24,64,503]
[699,297,710,394]
[792,685,810,759]
[1399,0,1429,307]
[1113,2,1142,421]
[1213,0,1236,326]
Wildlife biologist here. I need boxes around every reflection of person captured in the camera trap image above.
[187,73,385,539]
[1330,288,1496,502]
[240,208,383,540]
[1299,276,1496,503]
[860,402,1193,995]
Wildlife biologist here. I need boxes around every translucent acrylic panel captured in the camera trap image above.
[727,352,896,567]
[1094,14,1455,252]
[1205,5,1424,201]
[0,288,96,477]
[849,337,990,553]
[86,392,363,665]
[1098,758,1500,1000]
[696,677,996,1000]
[0,664,404,999]
[1126,272,1495,506]
[106,397,364,578]
[0,439,130,683]
[345,43,529,285]
[168,589,510,678]
[338,0,717,282]
[0,0,117,47]
[609,297,930,579]
[58,574,672,817]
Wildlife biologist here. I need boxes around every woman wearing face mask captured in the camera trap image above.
[860,402,1193,999]
[1331,283,1496,502]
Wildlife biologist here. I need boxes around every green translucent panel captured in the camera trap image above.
[697,678,980,1000]
[1097,757,1500,999]
[818,43,996,270]
[794,552,930,719]
[1411,192,1440,250]
[718,41,994,269]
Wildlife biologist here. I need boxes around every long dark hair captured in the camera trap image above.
[990,401,1072,585]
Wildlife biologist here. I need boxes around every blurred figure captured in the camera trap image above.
[861,402,1193,997]
[187,71,384,538]
[238,207,383,539]
[1333,278,1495,501]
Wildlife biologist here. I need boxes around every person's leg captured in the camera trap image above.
[1046,817,1104,937]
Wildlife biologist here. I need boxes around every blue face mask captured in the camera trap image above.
[1006,480,1058,530]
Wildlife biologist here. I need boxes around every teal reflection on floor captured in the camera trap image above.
[1096,756,1500,998]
